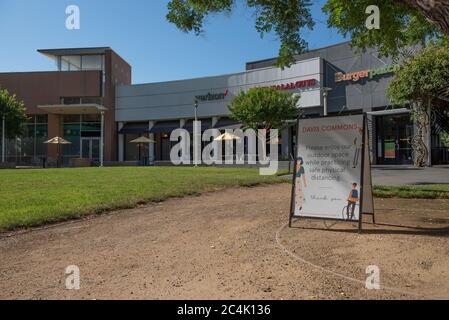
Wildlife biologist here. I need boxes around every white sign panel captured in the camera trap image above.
[293,115,365,221]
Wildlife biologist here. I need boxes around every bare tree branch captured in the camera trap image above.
[399,0,449,35]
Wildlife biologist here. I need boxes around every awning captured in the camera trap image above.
[119,121,184,134]
[184,119,212,132]
[38,104,107,115]
[119,123,150,134]
[150,121,181,134]
[366,108,411,116]
[214,118,242,130]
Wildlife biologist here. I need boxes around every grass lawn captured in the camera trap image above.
[0,167,283,231]
[373,184,449,199]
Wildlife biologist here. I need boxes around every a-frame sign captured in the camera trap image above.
[289,114,375,233]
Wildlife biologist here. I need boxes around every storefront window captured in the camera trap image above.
[125,134,139,161]
[81,55,103,70]
[82,114,101,122]
[35,123,48,158]
[4,115,48,165]
[63,121,81,161]
[20,124,35,161]
[375,114,413,165]
[59,55,104,72]
[61,55,81,71]
[61,97,102,105]
[81,114,101,136]
[62,114,102,163]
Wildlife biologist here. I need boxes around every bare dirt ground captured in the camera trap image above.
[1,184,449,300]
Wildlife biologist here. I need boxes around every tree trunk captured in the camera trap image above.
[412,101,430,167]
[400,0,449,35]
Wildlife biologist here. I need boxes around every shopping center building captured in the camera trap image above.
[1,42,448,166]
[0,47,131,166]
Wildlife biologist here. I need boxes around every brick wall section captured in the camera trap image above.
[0,70,102,158]
[0,71,102,114]
[103,50,132,161]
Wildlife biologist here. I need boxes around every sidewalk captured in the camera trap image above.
[372,166,449,186]
[281,165,449,186]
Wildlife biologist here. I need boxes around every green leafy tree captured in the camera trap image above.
[323,0,441,58]
[166,0,449,67]
[387,45,449,166]
[388,45,449,105]
[166,0,314,68]
[0,88,28,139]
[442,132,449,148]
[228,87,300,131]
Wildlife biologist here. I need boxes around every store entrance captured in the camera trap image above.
[376,114,413,165]
[160,134,171,161]
[81,137,100,161]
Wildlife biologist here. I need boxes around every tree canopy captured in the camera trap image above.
[387,45,449,105]
[0,88,28,139]
[228,87,300,131]
[166,0,449,67]
[387,44,449,167]
[167,0,315,68]
[324,0,441,58]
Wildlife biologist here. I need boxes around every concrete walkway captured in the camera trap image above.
[282,166,449,186]
[372,166,449,186]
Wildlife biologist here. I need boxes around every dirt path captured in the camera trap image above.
[1,184,448,300]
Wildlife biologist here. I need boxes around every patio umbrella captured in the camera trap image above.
[268,137,282,145]
[130,136,155,164]
[130,136,156,144]
[214,132,241,141]
[215,133,241,163]
[44,136,72,167]
[44,136,72,145]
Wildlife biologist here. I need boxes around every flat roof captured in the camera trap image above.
[37,47,111,59]
[38,104,107,115]
[245,41,352,66]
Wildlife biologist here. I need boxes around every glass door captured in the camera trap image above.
[81,137,100,161]
[160,134,171,161]
[376,114,413,165]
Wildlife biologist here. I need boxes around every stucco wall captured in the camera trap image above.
[116,58,323,122]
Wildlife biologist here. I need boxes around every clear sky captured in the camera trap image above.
[0,0,347,84]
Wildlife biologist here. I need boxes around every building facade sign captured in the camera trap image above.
[271,79,317,91]
[195,89,229,102]
[116,57,323,122]
[335,64,400,83]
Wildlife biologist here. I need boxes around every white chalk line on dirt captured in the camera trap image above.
[275,221,447,300]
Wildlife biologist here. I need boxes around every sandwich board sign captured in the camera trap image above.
[289,114,375,232]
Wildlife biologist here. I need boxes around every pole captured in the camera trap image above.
[1,115,5,163]
[323,91,328,116]
[149,121,155,164]
[289,115,301,228]
[194,100,198,167]
[138,144,141,165]
[322,88,331,117]
[100,111,104,167]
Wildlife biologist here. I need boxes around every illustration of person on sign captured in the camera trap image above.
[346,183,359,220]
[295,156,308,211]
